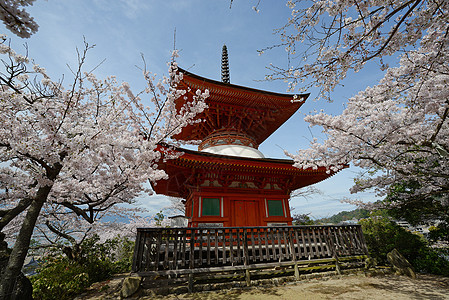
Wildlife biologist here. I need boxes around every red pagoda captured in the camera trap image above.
[153,46,339,227]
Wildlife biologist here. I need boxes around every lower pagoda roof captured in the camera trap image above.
[152,145,345,198]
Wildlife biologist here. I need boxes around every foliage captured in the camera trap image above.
[30,235,134,300]
[292,213,315,225]
[360,216,426,265]
[413,248,449,277]
[318,208,370,224]
[428,223,449,244]
[154,211,166,227]
[30,259,89,300]
[359,216,449,275]
[385,181,443,224]
[109,235,135,273]
[70,234,135,276]
[383,181,449,243]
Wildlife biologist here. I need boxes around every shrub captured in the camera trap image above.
[30,259,89,300]
[110,236,135,273]
[359,216,426,265]
[413,248,449,276]
[31,235,135,299]
[359,216,449,276]
[428,221,449,243]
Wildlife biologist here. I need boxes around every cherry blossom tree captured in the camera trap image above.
[288,45,449,196]
[164,196,186,215]
[0,39,208,298]
[0,0,38,38]
[273,1,448,224]
[28,204,169,261]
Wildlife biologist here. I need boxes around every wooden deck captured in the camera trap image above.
[132,225,369,291]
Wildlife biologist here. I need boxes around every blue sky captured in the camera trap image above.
[5,0,387,219]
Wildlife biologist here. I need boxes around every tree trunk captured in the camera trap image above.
[0,185,51,300]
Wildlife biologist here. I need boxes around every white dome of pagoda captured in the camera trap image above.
[201,144,265,158]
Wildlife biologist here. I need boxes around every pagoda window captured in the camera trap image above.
[267,200,284,217]
[202,197,221,216]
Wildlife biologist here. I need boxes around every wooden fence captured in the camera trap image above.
[132,225,368,291]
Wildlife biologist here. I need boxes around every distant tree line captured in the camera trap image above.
[314,209,370,225]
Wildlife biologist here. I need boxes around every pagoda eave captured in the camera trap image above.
[177,67,309,105]
[152,145,344,198]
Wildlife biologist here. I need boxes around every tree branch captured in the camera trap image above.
[45,220,76,245]
[0,198,33,230]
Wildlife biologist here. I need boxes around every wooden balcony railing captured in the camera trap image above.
[132,225,368,277]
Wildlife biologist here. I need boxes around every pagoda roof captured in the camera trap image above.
[174,68,309,146]
[153,145,343,198]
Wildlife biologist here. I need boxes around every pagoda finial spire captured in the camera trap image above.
[221,44,230,83]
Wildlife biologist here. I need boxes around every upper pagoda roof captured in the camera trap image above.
[174,68,309,146]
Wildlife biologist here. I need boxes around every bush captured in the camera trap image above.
[31,235,135,299]
[359,216,426,265]
[413,248,449,276]
[428,221,449,244]
[359,216,449,276]
[110,236,135,273]
[30,259,89,300]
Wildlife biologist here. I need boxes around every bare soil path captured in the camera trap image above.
[78,273,449,299]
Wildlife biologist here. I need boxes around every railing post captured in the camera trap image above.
[276,228,282,262]
[335,255,342,275]
[288,228,300,280]
[172,229,178,271]
[188,229,195,293]
[326,226,341,275]
[155,230,162,271]
[131,229,143,272]
[243,229,251,286]
[357,225,369,255]
[164,229,170,270]
[222,229,226,265]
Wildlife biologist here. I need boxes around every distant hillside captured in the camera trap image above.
[318,208,370,224]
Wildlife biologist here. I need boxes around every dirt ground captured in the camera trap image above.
[78,273,449,300]
[153,274,449,300]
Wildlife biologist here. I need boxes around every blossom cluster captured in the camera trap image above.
[0,0,38,38]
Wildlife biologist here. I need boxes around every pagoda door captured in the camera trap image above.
[234,201,259,227]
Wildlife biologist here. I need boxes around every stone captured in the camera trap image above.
[120,276,142,298]
[387,248,416,279]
